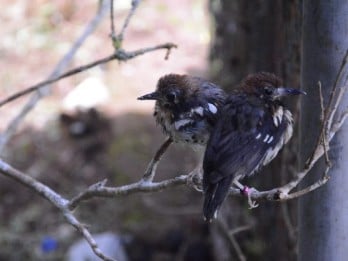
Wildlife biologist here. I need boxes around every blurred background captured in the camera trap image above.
[0,0,301,260]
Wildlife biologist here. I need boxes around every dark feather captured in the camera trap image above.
[202,93,292,220]
[203,173,233,221]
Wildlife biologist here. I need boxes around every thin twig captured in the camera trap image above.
[62,85,347,207]
[0,43,177,109]
[0,158,116,261]
[216,219,246,261]
[318,81,325,121]
[66,90,345,207]
[321,48,348,135]
[318,81,331,165]
[0,0,111,153]
[306,49,348,165]
[0,79,346,258]
[68,174,187,210]
[281,202,297,243]
[117,0,142,42]
[143,137,173,182]
[0,30,346,261]
[324,48,348,123]
[229,224,253,235]
[333,107,348,133]
[327,87,346,130]
[281,172,330,201]
[63,212,116,261]
[110,0,142,49]
[332,48,348,95]
[110,0,116,40]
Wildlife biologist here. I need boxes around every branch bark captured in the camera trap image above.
[0,159,116,261]
[0,1,176,260]
[0,0,111,153]
[0,43,177,109]
[1,1,348,260]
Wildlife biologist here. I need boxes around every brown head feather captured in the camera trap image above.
[239,72,283,94]
[156,74,203,99]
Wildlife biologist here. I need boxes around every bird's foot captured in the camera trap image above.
[241,186,259,209]
[187,170,203,192]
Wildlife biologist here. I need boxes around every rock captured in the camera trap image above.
[67,232,128,261]
[62,77,109,112]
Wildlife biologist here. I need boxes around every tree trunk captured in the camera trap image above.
[299,1,348,260]
[209,0,301,260]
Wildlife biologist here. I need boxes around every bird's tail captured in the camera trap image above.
[203,175,233,222]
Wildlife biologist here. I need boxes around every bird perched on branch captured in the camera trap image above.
[138,74,226,147]
[202,72,306,222]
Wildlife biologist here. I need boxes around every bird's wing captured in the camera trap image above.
[203,95,290,186]
[195,81,226,123]
[174,82,226,130]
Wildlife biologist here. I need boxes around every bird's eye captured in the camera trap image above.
[166,92,176,103]
[264,87,273,95]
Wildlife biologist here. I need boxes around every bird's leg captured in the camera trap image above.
[242,186,259,209]
[187,146,205,191]
[187,167,203,192]
[232,176,259,209]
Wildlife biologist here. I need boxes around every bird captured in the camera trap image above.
[138,74,226,147]
[202,72,306,221]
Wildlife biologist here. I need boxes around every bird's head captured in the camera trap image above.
[138,74,196,108]
[240,72,306,101]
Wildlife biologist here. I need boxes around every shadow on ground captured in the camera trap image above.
[0,110,215,260]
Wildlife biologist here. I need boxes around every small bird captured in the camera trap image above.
[202,72,306,221]
[138,74,226,147]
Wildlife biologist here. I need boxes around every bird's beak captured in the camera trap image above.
[137,91,160,100]
[276,87,307,96]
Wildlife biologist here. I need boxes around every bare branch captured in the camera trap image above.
[66,76,347,208]
[0,5,346,259]
[281,202,297,244]
[0,0,111,153]
[324,48,348,126]
[111,0,142,49]
[110,0,116,41]
[332,48,348,95]
[215,219,246,261]
[0,75,346,256]
[229,224,252,235]
[318,81,331,166]
[332,106,348,133]
[68,174,188,210]
[0,1,176,259]
[63,212,116,261]
[143,137,173,182]
[119,0,141,39]
[282,173,330,201]
[61,70,348,215]
[0,158,116,261]
[0,43,177,109]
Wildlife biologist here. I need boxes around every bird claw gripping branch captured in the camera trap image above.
[202,72,306,221]
[138,72,305,222]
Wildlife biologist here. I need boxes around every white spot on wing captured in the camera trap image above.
[208,103,218,114]
[174,119,192,130]
[255,133,262,139]
[191,106,204,116]
[267,136,274,144]
[248,110,294,177]
[263,134,270,142]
